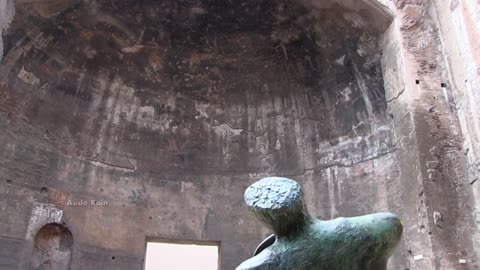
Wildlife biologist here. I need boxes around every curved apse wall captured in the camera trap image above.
[0,1,400,269]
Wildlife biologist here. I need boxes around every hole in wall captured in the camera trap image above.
[144,240,219,270]
[31,223,74,270]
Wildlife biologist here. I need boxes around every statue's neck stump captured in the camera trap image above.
[244,177,313,239]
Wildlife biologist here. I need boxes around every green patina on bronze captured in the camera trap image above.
[237,177,403,270]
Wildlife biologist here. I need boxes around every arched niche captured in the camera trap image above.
[31,223,74,270]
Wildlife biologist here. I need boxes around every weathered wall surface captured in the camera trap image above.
[431,0,480,260]
[380,0,480,269]
[0,1,402,269]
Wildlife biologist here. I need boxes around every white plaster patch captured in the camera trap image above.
[413,254,424,261]
[212,123,243,136]
[357,47,366,56]
[340,87,352,102]
[335,55,346,65]
[180,181,196,192]
[18,66,41,86]
[326,168,338,218]
[121,44,144,53]
[259,144,269,155]
[195,103,210,119]
[84,47,97,59]
[274,138,281,150]
[140,106,155,119]
[26,203,63,240]
[134,105,160,130]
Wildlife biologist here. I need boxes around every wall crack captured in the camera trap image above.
[386,87,406,103]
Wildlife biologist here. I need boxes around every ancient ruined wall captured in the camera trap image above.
[431,0,480,257]
[0,1,401,269]
[379,0,480,269]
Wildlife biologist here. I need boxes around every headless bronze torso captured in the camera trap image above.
[236,177,403,270]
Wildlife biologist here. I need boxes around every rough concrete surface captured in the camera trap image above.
[0,0,478,269]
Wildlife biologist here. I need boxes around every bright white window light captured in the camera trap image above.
[144,241,219,270]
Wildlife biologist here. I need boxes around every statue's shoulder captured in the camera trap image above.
[311,213,399,239]
[315,217,356,232]
[309,217,359,244]
[322,212,403,244]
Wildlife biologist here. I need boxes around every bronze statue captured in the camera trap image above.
[236,177,403,270]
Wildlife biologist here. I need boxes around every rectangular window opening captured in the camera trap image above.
[144,240,220,270]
